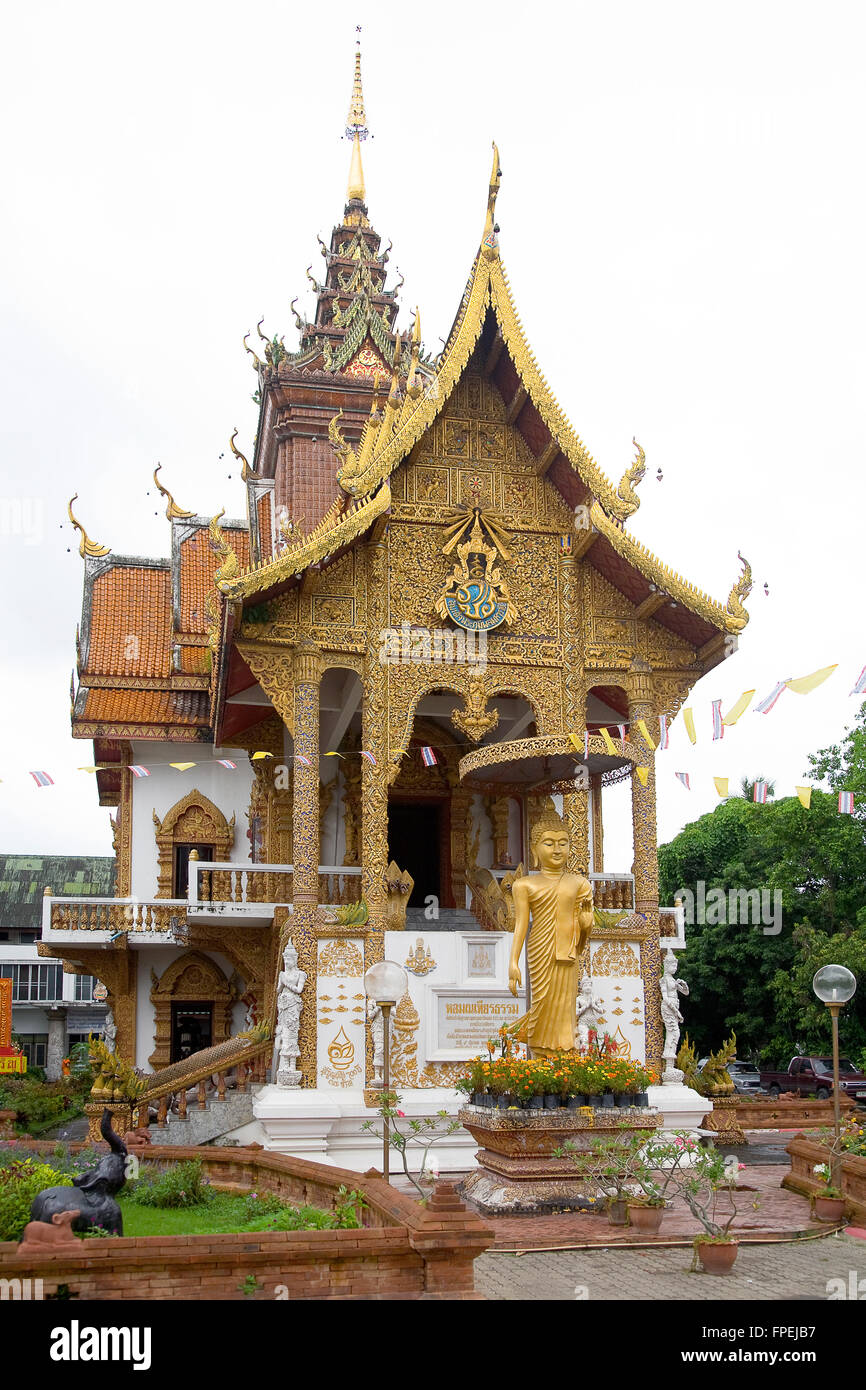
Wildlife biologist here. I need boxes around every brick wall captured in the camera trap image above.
[0,1144,491,1301]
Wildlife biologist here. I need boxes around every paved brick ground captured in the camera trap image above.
[476,1230,866,1301]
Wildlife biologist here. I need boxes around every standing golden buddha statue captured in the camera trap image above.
[508,811,594,1056]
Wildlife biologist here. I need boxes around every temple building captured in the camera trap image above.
[40,50,749,1154]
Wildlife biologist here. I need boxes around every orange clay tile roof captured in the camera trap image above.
[179,525,250,634]
[79,689,209,726]
[180,644,210,674]
[86,565,172,678]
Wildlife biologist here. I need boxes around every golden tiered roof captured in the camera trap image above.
[220,146,751,637]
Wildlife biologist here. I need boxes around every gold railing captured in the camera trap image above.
[48,899,186,933]
[589,874,635,911]
[137,1036,272,1128]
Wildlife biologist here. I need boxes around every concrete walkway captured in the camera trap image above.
[476,1229,866,1300]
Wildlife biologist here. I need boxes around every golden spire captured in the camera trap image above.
[153,463,194,521]
[345,40,369,204]
[67,495,110,559]
[482,142,502,261]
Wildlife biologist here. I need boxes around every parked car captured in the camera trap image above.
[758,1056,866,1102]
[697,1058,763,1095]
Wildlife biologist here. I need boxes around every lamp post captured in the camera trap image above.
[812,964,857,1189]
[364,960,409,1183]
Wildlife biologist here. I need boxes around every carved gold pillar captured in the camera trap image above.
[559,540,588,873]
[111,756,132,896]
[590,772,604,873]
[361,534,389,930]
[450,786,473,910]
[629,658,662,1077]
[486,795,510,867]
[291,638,322,1087]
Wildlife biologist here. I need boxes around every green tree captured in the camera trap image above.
[807,700,866,808]
[769,924,866,1063]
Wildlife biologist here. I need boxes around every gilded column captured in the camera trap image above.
[559,540,588,873]
[589,772,604,873]
[291,638,322,1087]
[361,534,389,932]
[628,657,662,1075]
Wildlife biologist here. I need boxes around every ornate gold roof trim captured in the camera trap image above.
[67,495,111,559]
[589,501,748,633]
[220,482,392,601]
[153,464,194,521]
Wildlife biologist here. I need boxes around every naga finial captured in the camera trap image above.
[305,265,322,294]
[317,233,329,260]
[256,316,269,345]
[725,552,753,632]
[406,308,423,400]
[243,331,265,370]
[481,142,502,261]
[392,267,404,296]
[290,297,305,332]
[229,429,255,483]
[208,510,240,592]
[382,238,392,265]
[67,495,110,559]
[616,438,647,518]
[153,464,194,521]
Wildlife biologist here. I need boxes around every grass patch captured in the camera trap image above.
[118,1192,254,1237]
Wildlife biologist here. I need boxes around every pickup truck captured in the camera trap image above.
[760,1056,866,1102]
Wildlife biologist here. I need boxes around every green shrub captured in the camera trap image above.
[0,1077,87,1131]
[0,1161,73,1242]
[125,1158,214,1209]
[240,1190,284,1222]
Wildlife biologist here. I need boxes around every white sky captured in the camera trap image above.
[0,0,863,868]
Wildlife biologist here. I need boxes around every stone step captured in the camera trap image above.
[148,1090,255,1146]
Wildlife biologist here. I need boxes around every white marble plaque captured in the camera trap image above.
[427,988,524,1061]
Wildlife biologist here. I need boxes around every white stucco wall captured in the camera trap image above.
[134,946,249,1070]
[129,741,255,899]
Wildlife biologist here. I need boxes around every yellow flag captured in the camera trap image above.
[713,776,729,798]
[251,751,273,760]
[324,751,344,758]
[683,709,696,745]
[795,785,812,809]
[636,767,649,786]
[636,718,656,751]
[77,766,98,774]
[722,690,755,725]
[599,727,618,756]
[169,762,196,771]
[568,732,583,754]
[786,664,838,695]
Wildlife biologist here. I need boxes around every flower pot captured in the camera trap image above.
[587,1094,602,1108]
[814,1195,846,1223]
[615,1093,631,1108]
[528,1095,545,1110]
[636,1093,649,1108]
[566,1094,587,1110]
[696,1240,739,1275]
[601,1093,615,1109]
[607,1198,629,1226]
[496,1094,510,1110]
[628,1203,664,1234]
[544,1094,560,1109]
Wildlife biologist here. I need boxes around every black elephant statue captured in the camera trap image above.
[30,1108,128,1235]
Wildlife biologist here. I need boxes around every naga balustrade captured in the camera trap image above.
[190,862,362,911]
[136,1036,273,1129]
[46,898,187,934]
[589,873,636,911]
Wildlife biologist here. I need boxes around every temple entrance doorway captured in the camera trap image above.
[388,800,446,908]
[170,1001,213,1062]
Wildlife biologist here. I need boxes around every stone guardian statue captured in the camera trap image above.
[275,942,307,1088]
[659,949,690,1083]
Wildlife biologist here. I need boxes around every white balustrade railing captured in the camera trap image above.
[45,898,187,935]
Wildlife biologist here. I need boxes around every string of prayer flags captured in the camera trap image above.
[584,730,590,758]
[722,690,755,726]
[753,780,769,804]
[658,715,669,750]
[675,772,690,790]
[851,665,866,696]
[360,750,377,765]
[616,723,628,743]
[636,719,656,751]
[683,709,696,745]
[755,680,788,714]
[636,767,649,787]
[128,766,150,778]
[29,771,54,787]
[711,699,724,741]
[839,791,855,815]
[599,727,618,757]
[420,746,439,767]
[169,762,196,772]
[795,786,812,809]
[293,754,312,768]
[786,664,838,695]
[251,751,273,760]
[77,766,98,774]
[713,777,729,798]
[324,751,344,759]
[216,759,237,769]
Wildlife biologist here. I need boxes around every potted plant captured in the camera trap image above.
[811,1163,846,1223]
[648,1136,743,1272]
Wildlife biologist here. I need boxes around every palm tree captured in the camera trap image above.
[740,776,776,800]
